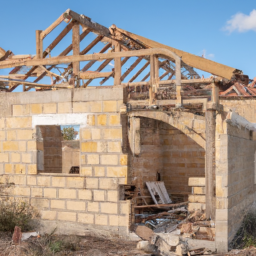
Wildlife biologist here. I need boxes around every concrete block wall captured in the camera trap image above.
[215,114,256,252]
[0,87,130,237]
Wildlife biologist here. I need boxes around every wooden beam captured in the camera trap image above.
[80,35,104,55]
[72,21,80,86]
[134,201,189,209]
[80,71,112,79]
[36,30,43,59]
[149,55,155,104]
[159,70,169,80]
[142,72,150,82]
[0,47,6,58]
[128,61,149,83]
[121,56,143,81]
[113,42,121,86]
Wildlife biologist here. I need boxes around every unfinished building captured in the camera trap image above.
[0,9,256,254]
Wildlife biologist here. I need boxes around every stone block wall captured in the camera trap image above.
[0,87,130,237]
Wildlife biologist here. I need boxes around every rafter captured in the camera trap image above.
[159,70,169,80]
[120,56,143,82]
[128,61,149,83]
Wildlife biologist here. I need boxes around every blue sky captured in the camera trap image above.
[0,0,255,91]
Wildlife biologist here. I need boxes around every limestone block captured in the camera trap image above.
[109,114,120,126]
[14,187,30,196]
[22,153,31,163]
[101,202,118,214]
[59,189,77,199]
[78,213,94,224]
[66,177,85,188]
[95,214,108,225]
[81,142,97,152]
[106,166,127,177]
[30,104,43,114]
[87,154,99,165]
[78,189,92,200]
[43,103,57,114]
[28,164,37,174]
[51,200,66,209]
[91,129,101,140]
[107,141,121,153]
[58,102,72,113]
[107,190,118,202]
[17,130,33,140]
[188,195,206,203]
[44,188,57,198]
[13,104,29,116]
[73,102,90,113]
[37,176,51,186]
[14,164,26,174]
[81,167,92,176]
[81,129,91,140]
[0,153,8,162]
[7,130,16,140]
[99,178,118,189]
[94,167,105,177]
[88,202,99,212]
[0,131,5,140]
[58,211,76,222]
[188,177,205,187]
[100,155,118,165]
[13,175,26,185]
[67,201,86,211]
[90,101,102,113]
[97,114,107,126]
[27,176,36,185]
[103,101,117,112]
[103,128,122,139]
[41,210,57,220]
[5,164,13,174]
[52,177,65,187]
[31,187,43,197]
[86,178,98,189]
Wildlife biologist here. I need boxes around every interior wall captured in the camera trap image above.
[128,117,205,198]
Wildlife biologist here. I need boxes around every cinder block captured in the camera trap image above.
[120,155,127,165]
[14,187,30,196]
[106,166,127,177]
[58,102,72,113]
[100,155,118,165]
[13,104,29,116]
[107,141,121,153]
[13,175,26,185]
[81,142,97,152]
[14,164,26,174]
[87,154,99,165]
[97,115,107,126]
[30,104,43,114]
[109,114,120,125]
[81,167,92,176]
[43,103,57,114]
[73,102,90,113]
[44,188,57,198]
[91,129,101,140]
[27,176,37,185]
[22,153,31,163]
[5,164,13,174]
[103,101,117,112]
[99,178,118,190]
[6,117,31,129]
[7,130,16,140]
[101,202,118,214]
[0,153,9,162]
[31,188,43,197]
[59,189,77,199]
[28,164,37,174]
[78,190,92,200]
[67,201,86,211]
[0,131,5,140]
[52,177,66,187]
[103,129,122,139]
[78,213,94,224]
[107,190,118,202]
[81,129,91,140]
[37,176,51,186]
[41,210,57,220]
[86,178,98,189]
[58,212,76,222]
[94,167,105,177]
[95,214,108,225]
[90,101,102,113]
[51,200,66,209]
[94,190,105,201]
[66,177,85,188]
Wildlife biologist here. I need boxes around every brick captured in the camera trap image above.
[14,187,30,196]
[88,202,99,212]
[99,178,118,189]
[14,164,26,174]
[51,200,66,209]
[5,164,13,174]
[87,154,99,165]
[30,104,42,114]
[13,104,29,116]
[109,114,120,125]
[44,188,57,198]
[31,188,43,197]
[103,129,122,139]
[81,129,91,140]
[95,214,108,225]
[67,201,86,211]
[91,129,101,140]
[41,210,57,220]
[87,115,95,126]
[28,164,37,174]
[58,212,76,222]
[37,176,51,186]
[22,153,31,163]
[78,213,94,224]
[73,102,90,113]
[51,177,65,187]
[59,189,77,199]
[3,141,19,151]
[120,155,127,165]
[0,131,5,140]
[107,191,118,202]
[7,130,16,140]
[66,177,85,188]
[90,101,102,112]
[101,202,118,214]
[107,166,127,177]
[58,102,72,113]
[31,198,49,209]
[0,153,8,162]
[97,115,107,126]
[100,155,118,165]
[94,167,105,177]
[107,142,121,152]
[17,130,33,140]
[103,101,117,112]
[81,142,97,152]
[6,117,31,129]
[78,190,92,200]
[94,190,105,201]
[43,103,57,114]
[81,167,93,176]
[27,176,37,185]
[13,175,26,185]
[86,178,98,189]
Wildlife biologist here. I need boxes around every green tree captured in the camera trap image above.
[62,127,76,140]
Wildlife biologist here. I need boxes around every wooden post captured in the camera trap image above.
[212,82,219,104]
[175,57,182,106]
[114,42,121,86]
[72,22,80,87]
[36,30,43,59]
[205,108,216,220]
[154,55,159,89]
[149,55,155,104]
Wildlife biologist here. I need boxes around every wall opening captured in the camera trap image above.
[36,125,80,174]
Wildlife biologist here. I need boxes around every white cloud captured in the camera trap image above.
[201,49,214,59]
[108,62,114,67]
[224,9,256,33]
